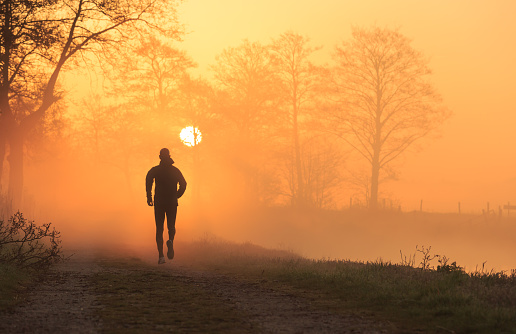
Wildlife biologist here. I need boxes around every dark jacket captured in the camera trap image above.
[146,157,187,205]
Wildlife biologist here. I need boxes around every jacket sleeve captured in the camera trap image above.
[145,168,154,200]
[177,170,187,199]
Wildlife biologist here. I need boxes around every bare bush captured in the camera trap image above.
[416,245,437,270]
[0,212,63,269]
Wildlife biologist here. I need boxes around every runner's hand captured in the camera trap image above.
[147,198,153,206]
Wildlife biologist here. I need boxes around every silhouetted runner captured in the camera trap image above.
[146,148,187,264]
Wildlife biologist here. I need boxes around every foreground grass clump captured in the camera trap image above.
[0,212,63,310]
[177,239,516,334]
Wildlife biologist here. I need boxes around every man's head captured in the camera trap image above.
[159,148,170,159]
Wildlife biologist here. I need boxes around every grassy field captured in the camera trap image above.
[174,238,516,333]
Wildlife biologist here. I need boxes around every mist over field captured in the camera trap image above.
[1,0,515,273]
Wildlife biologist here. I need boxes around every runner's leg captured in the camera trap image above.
[154,202,166,257]
[166,204,178,241]
[165,203,177,259]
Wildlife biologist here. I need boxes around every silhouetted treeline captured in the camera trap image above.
[0,1,448,214]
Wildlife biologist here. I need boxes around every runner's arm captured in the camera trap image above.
[146,169,155,205]
[177,171,187,199]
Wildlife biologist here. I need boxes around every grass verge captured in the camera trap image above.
[175,239,516,334]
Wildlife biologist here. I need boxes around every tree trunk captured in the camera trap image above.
[370,155,380,210]
[370,69,382,210]
[0,135,6,194]
[293,105,304,206]
[7,129,24,211]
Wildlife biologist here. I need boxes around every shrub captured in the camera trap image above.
[0,212,63,270]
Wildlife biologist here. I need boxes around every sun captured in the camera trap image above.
[180,126,202,147]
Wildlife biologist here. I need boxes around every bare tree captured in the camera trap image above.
[109,35,195,115]
[211,40,282,204]
[103,34,196,156]
[331,26,449,210]
[72,95,145,197]
[271,31,324,207]
[175,76,217,204]
[212,39,281,141]
[0,0,182,210]
[299,135,344,209]
[176,76,215,132]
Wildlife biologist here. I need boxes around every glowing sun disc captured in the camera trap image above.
[180,126,202,147]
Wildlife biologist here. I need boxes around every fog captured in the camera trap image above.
[4,1,516,273]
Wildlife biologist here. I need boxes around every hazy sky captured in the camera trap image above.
[177,0,516,212]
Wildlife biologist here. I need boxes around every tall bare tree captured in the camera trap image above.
[110,35,195,114]
[105,34,196,154]
[177,76,214,129]
[73,94,147,197]
[212,40,281,141]
[0,0,181,209]
[331,26,449,210]
[299,135,344,209]
[211,39,282,204]
[271,31,323,207]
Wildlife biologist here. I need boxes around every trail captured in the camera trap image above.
[0,252,390,333]
[0,254,102,333]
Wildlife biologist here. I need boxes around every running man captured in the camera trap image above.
[146,148,187,264]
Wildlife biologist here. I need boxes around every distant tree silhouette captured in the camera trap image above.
[175,76,217,204]
[176,76,216,136]
[110,35,195,116]
[271,31,326,207]
[211,40,282,204]
[298,135,344,209]
[212,40,281,141]
[331,26,449,210]
[104,34,196,158]
[0,0,182,210]
[73,95,145,197]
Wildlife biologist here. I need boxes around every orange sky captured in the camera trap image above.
[177,0,516,213]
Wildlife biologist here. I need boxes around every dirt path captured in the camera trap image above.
[169,265,389,333]
[0,254,102,333]
[0,253,390,333]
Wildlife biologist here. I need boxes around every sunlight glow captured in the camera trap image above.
[180,126,202,147]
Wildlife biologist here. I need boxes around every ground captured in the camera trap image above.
[0,250,392,333]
